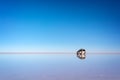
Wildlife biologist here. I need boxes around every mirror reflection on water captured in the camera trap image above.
[0,53,120,80]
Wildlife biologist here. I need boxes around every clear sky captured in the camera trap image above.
[0,0,120,52]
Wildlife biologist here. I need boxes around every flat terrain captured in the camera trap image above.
[0,53,120,80]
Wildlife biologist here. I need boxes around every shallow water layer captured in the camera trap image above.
[0,53,120,80]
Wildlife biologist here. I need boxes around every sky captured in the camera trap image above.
[0,0,120,52]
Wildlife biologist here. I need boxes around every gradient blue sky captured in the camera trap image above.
[0,0,120,52]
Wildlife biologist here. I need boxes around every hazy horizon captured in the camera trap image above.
[0,51,120,54]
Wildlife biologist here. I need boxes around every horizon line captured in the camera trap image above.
[0,51,120,54]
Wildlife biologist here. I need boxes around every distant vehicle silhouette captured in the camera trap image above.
[77,49,86,59]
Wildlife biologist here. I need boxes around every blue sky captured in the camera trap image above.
[0,0,120,52]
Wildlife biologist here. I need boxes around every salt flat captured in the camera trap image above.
[0,53,120,80]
